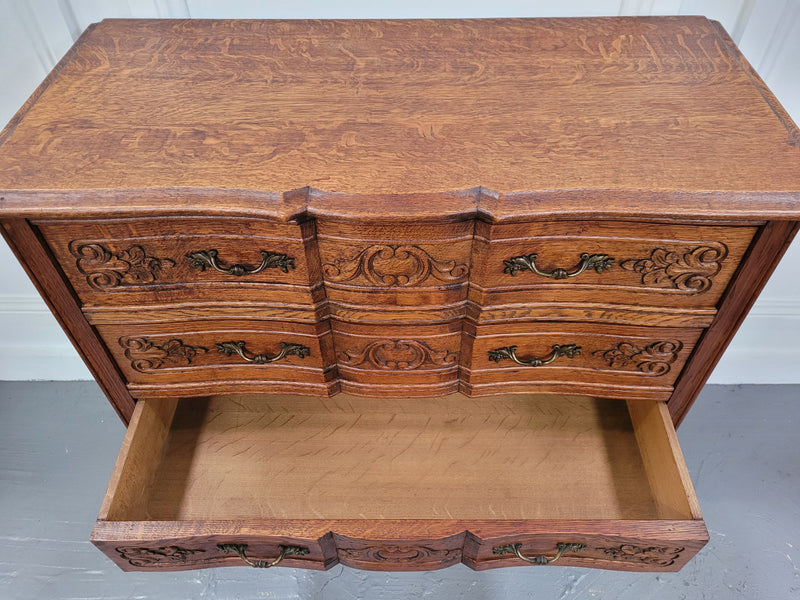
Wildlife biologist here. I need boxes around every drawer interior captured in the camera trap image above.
[98,393,700,523]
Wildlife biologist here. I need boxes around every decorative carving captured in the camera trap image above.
[599,544,684,567]
[339,339,458,370]
[116,546,205,567]
[339,545,460,565]
[70,242,175,290]
[619,244,728,293]
[593,340,683,376]
[323,244,468,287]
[119,336,208,372]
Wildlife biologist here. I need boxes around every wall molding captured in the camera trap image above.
[0,294,92,380]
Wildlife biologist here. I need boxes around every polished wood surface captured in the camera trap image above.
[1,18,799,196]
[36,216,319,307]
[128,394,669,520]
[470,220,757,317]
[463,322,701,400]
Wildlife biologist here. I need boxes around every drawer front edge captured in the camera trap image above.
[92,519,708,572]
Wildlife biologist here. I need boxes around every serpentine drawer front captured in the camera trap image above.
[92,394,707,572]
[1,17,800,573]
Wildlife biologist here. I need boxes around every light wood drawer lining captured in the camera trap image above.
[101,394,697,522]
[92,393,706,571]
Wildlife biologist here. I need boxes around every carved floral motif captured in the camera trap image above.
[339,545,460,565]
[339,339,458,370]
[599,544,684,567]
[70,242,175,290]
[322,244,468,287]
[619,243,728,293]
[116,545,205,567]
[593,340,683,376]
[119,336,208,372]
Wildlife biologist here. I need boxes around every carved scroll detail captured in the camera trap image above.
[339,339,458,370]
[599,544,684,567]
[593,340,683,376]
[70,242,175,290]
[116,546,205,567]
[339,545,460,565]
[323,244,468,287]
[119,336,208,372]
[619,243,728,293]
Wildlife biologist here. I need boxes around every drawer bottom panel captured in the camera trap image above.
[92,394,707,572]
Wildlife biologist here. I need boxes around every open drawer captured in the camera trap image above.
[91,394,708,572]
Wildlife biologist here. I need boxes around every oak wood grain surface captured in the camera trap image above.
[35,216,320,306]
[136,394,666,521]
[97,319,335,382]
[471,220,757,311]
[0,17,799,198]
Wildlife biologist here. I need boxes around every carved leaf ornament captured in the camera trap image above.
[339,339,458,370]
[119,336,208,372]
[619,244,728,293]
[599,544,684,567]
[593,340,683,376]
[323,244,468,287]
[339,545,460,564]
[71,242,175,290]
[116,545,205,567]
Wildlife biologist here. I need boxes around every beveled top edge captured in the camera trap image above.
[0,186,797,222]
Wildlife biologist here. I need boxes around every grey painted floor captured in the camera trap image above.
[0,382,798,599]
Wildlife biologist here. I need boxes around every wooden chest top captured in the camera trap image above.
[1,16,799,202]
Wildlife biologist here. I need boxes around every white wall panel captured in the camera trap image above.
[0,0,798,381]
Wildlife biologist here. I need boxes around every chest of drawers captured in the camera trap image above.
[1,17,799,573]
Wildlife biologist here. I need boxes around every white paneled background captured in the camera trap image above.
[0,0,798,381]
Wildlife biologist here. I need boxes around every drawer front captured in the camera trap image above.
[317,220,472,321]
[333,321,462,395]
[97,320,335,394]
[466,523,708,572]
[94,521,705,572]
[334,534,465,571]
[92,530,333,572]
[462,323,701,400]
[35,217,321,307]
[470,221,757,321]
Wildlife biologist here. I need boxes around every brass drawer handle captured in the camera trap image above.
[217,340,310,364]
[186,249,295,275]
[504,252,613,278]
[218,544,309,568]
[493,542,586,565]
[488,344,581,367]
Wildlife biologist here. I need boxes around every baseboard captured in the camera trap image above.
[1,294,799,383]
[707,300,800,384]
[0,294,92,380]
